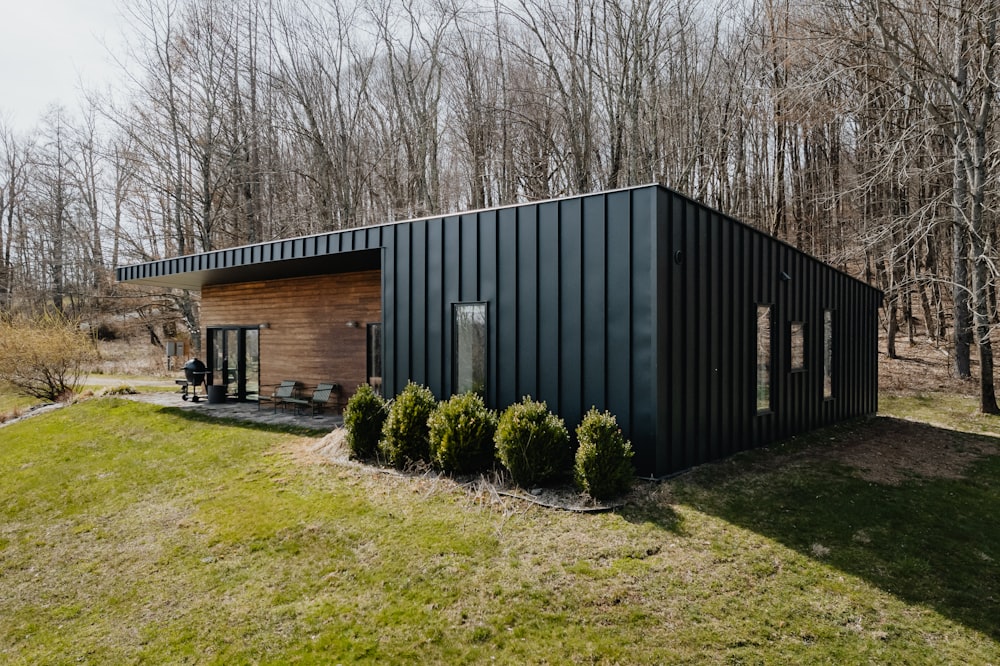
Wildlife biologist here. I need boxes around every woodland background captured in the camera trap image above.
[1,0,998,406]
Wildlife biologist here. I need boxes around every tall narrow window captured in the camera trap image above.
[453,303,487,395]
[790,322,805,371]
[757,305,772,413]
[367,323,383,392]
[823,310,833,399]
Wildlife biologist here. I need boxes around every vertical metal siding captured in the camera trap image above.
[582,195,607,415]
[559,199,584,431]
[425,219,444,396]
[411,220,428,385]
[630,191,656,476]
[479,211,499,402]
[516,206,539,399]
[656,187,880,476]
[496,208,519,407]
[537,202,561,414]
[605,191,633,441]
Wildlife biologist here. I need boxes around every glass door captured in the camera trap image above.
[208,327,260,401]
[244,329,259,400]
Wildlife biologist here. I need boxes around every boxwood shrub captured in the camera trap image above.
[380,381,437,468]
[428,392,498,475]
[343,383,387,460]
[494,397,571,487]
[574,408,634,500]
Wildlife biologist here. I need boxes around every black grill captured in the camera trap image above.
[180,358,207,401]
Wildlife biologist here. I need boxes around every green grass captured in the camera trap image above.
[1,396,998,663]
[0,392,38,420]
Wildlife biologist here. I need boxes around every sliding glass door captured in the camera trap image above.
[208,327,260,401]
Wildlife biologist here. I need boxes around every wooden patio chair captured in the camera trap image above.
[258,380,299,412]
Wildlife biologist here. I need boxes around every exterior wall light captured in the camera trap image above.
[346,321,360,328]
[259,322,271,329]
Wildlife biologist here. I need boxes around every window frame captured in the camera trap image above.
[790,321,806,373]
[823,309,834,400]
[452,301,488,396]
[756,304,773,414]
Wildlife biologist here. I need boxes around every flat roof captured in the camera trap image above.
[116,184,660,291]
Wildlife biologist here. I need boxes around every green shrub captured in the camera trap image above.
[380,381,437,468]
[428,392,498,475]
[344,383,387,460]
[574,408,634,500]
[494,397,571,487]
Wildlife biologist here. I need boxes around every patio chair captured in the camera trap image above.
[258,380,299,412]
[309,383,342,415]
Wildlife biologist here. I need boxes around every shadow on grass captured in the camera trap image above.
[662,416,1000,640]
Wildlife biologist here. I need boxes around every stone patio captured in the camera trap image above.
[126,390,344,430]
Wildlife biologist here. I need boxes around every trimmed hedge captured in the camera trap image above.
[428,392,498,474]
[574,408,634,500]
[380,381,437,467]
[343,383,387,460]
[494,397,571,487]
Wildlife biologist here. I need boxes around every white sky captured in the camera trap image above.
[0,0,125,133]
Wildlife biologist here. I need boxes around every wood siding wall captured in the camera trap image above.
[201,270,381,396]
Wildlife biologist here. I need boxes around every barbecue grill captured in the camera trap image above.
[179,358,207,401]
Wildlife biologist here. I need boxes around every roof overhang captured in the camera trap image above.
[116,247,381,291]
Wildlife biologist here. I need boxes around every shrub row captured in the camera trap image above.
[344,383,635,500]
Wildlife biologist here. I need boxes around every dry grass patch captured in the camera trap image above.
[818,417,998,485]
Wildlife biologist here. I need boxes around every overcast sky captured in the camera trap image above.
[0,0,125,133]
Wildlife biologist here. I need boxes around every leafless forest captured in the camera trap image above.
[0,0,997,406]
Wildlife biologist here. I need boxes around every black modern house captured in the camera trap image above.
[117,183,882,477]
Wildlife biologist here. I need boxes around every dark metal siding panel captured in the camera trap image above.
[629,189,656,476]
[559,198,584,431]
[516,206,539,400]
[736,223,753,452]
[443,216,462,396]
[582,195,607,416]
[394,224,412,393]
[704,207,720,463]
[460,214,479,301]
[668,193,688,470]
[605,191,632,439]
[496,208,519,407]
[479,211,499,403]
[684,199,701,467]
[426,218,445,396]
[537,202,561,413]
[382,229,397,396]
[410,220,428,386]
[653,188,671,478]
[718,211,734,459]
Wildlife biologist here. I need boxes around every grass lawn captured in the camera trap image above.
[1,397,998,664]
[0,393,38,422]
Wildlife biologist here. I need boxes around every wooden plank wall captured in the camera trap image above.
[201,270,381,399]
